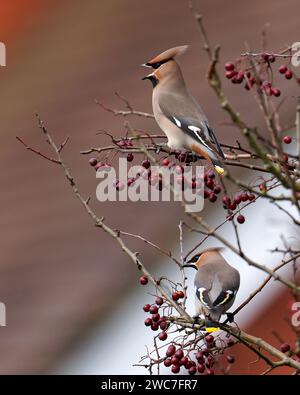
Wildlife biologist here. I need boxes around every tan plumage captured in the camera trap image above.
[142,46,225,175]
[186,247,240,331]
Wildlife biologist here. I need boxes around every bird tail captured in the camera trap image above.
[204,310,221,332]
[211,157,225,175]
[204,319,220,333]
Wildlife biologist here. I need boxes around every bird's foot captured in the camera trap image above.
[226,313,235,323]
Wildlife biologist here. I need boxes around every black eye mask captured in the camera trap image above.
[146,59,169,69]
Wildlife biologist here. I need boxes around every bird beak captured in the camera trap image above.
[182,264,198,270]
[142,71,155,81]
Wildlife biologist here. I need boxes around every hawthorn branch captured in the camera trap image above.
[18,115,191,322]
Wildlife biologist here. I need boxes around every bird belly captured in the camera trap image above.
[153,101,188,150]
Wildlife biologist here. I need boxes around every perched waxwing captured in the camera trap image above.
[185,247,240,332]
[142,45,225,175]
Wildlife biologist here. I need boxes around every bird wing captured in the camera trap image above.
[158,92,225,158]
[195,286,212,308]
[212,289,236,307]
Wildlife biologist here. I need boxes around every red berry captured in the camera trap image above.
[241,192,248,202]
[235,72,244,84]
[140,276,148,285]
[94,162,104,170]
[225,62,235,71]
[162,158,170,166]
[229,202,237,211]
[127,178,135,187]
[152,313,160,322]
[204,189,210,199]
[180,356,188,366]
[207,170,216,179]
[185,360,193,369]
[213,185,221,194]
[149,305,158,314]
[280,343,290,353]
[279,65,287,74]
[176,290,185,299]
[160,320,168,330]
[206,368,215,375]
[143,304,151,312]
[283,154,289,162]
[151,322,159,331]
[271,88,281,97]
[262,52,270,62]
[171,365,180,374]
[171,356,179,365]
[195,351,204,360]
[144,318,152,326]
[285,70,293,79]
[178,153,186,162]
[227,355,235,364]
[268,54,275,63]
[226,70,236,79]
[209,192,217,203]
[248,193,255,201]
[127,153,134,162]
[155,296,164,306]
[175,349,184,359]
[283,136,292,144]
[237,214,245,224]
[159,331,168,341]
[142,160,151,169]
[166,345,176,357]
[164,358,172,367]
[234,195,242,204]
[172,292,180,301]
[198,364,205,373]
[188,366,197,375]
[222,196,231,207]
[206,179,214,189]
[89,158,98,166]
[205,335,214,343]
[206,355,215,367]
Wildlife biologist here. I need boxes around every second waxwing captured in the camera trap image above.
[142,45,226,175]
[185,247,240,332]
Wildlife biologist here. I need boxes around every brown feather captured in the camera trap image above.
[146,45,189,66]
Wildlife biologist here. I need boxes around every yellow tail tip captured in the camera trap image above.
[215,166,225,175]
[205,327,220,333]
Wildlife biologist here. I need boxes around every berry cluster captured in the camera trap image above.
[222,191,255,224]
[224,52,297,97]
[278,65,293,80]
[162,335,236,375]
[143,300,170,338]
[203,170,222,203]
[88,151,223,194]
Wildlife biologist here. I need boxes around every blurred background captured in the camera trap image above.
[0,0,299,374]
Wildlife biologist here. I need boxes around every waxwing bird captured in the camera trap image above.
[185,247,240,332]
[142,45,225,175]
